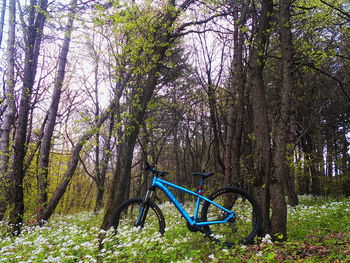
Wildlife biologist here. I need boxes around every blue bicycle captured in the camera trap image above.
[111,164,262,247]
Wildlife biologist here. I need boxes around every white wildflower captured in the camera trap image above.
[256,251,263,257]
[262,233,273,244]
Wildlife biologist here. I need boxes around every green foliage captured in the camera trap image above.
[95,1,176,78]
[1,197,349,262]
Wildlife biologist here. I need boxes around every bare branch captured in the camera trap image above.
[172,11,231,38]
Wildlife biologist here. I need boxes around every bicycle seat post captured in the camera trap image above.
[197,178,205,195]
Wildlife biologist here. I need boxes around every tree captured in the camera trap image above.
[248,0,274,235]
[269,0,295,239]
[0,0,15,221]
[37,0,78,221]
[9,0,48,234]
[224,0,249,187]
[0,0,6,48]
[36,69,130,222]
[101,0,228,230]
[191,25,227,174]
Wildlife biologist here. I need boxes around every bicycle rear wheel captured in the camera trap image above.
[111,197,166,236]
[201,187,261,247]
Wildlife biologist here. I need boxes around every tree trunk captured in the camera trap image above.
[248,0,274,236]
[37,0,77,219]
[9,0,48,235]
[301,133,321,196]
[173,119,184,203]
[94,113,114,212]
[101,62,166,230]
[224,0,249,187]
[286,169,298,206]
[207,85,224,173]
[0,0,15,221]
[0,0,6,47]
[270,0,295,240]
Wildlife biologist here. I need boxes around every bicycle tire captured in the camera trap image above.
[201,186,262,247]
[111,197,166,235]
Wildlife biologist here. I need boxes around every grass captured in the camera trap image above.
[0,196,349,262]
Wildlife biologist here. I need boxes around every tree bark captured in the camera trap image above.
[37,0,77,219]
[101,60,166,231]
[9,0,48,235]
[0,0,6,48]
[94,113,114,212]
[270,0,295,239]
[224,0,249,187]
[248,0,274,235]
[0,0,15,221]
[173,115,184,203]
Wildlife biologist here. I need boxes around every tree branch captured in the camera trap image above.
[302,62,350,102]
[320,0,350,21]
[172,11,231,38]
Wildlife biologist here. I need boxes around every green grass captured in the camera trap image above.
[0,196,349,262]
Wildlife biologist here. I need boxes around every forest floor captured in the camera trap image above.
[0,196,349,262]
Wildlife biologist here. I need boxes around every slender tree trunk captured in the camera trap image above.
[224,0,249,187]
[248,0,274,236]
[301,132,321,195]
[207,84,224,173]
[9,0,48,235]
[286,169,299,206]
[0,0,15,221]
[286,116,299,205]
[0,0,6,47]
[37,0,77,220]
[270,0,295,240]
[173,119,184,203]
[94,113,114,212]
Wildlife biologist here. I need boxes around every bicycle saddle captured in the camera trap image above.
[192,172,214,179]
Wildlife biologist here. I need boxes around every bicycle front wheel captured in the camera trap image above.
[111,197,166,236]
[201,187,261,247]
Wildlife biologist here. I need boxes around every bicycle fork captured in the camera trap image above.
[135,188,155,227]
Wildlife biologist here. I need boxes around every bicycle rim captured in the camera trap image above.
[113,198,165,236]
[201,187,261,247]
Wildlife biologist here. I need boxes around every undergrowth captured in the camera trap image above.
[0,196,349,262]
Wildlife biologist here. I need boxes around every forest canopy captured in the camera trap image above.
[0,0,349,239]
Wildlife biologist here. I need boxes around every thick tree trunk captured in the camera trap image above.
[270,0,295,240]
[0,0,15,221]
[9,0,48,235]
[101,63,165,230]
[248,0,274,236]
[37,0,77,219]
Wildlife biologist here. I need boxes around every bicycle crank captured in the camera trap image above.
[186,217,205,232]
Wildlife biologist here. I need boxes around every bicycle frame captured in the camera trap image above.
[147,175,235,227]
